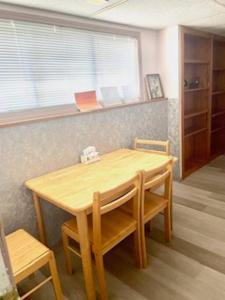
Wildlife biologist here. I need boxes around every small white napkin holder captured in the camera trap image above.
[80,146,100,164]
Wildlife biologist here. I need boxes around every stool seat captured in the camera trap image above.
[6,229,49,282]
[6,229,63,300]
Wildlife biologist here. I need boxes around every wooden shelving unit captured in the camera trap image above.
[211,37,225,157]
[180,27,225,178]
[180,27,212,178]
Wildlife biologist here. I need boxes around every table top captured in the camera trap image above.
[25,149,176,214]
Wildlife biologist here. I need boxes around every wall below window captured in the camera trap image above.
[0,100,169,245]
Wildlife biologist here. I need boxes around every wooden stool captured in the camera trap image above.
[6,229,63,300]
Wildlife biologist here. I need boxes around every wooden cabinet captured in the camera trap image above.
[180,27,225,178]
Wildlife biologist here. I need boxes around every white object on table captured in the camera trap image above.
[80,146,100,164]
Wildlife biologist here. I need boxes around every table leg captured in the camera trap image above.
[170,189,173,231]
[76,212,96,300]
[33,192,47,245]
[170,169,174,231]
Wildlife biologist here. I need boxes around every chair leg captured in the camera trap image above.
[133,229,143,269]
[62,228,73,275]
[149,220,153,232]
[164,205,171,242]
[146,220,153,237]
[141,221,147,268]
[170,177,173,231]
[49,251,63,300]
[170,200,173,231]
[94,252,108,300]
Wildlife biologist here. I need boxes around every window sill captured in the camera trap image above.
[0,98,167,128]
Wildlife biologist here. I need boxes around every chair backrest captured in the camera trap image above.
[141,159,173,200]
[92,174,141,249]
[134,138,170,156]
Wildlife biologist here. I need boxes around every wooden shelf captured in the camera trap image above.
[213,67,225,71]
[184,87,209,93]
[211,126,225,134]
[184,109,208,119]
[212,110,225,118]
[210,149,225,159]
[185,59,209,64]
[184,159,208,178]
[184,127,208,138]
[212,90,225,95]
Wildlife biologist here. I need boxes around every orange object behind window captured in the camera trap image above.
[75,91,102,112]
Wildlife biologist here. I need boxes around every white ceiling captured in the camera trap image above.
[1,0,225,35]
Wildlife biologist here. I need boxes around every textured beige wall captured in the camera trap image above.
[0,101,168,245]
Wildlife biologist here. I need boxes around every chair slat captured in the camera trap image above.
[144,170,170,190]
[100,187,138,215]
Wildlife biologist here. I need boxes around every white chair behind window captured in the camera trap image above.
[100,86,122,107]
[122,85,139,103]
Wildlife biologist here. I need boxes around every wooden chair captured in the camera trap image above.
[134,137,174,230]
[140,160,173,267]
[134,137,170,155]
[6,229,63,300]
[62,174,142,300]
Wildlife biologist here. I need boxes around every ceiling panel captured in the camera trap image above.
[0,0,121,16]
[1,0,225,35]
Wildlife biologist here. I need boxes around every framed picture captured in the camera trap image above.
[145,74,164,100]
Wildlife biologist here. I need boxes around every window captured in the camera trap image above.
[0,18,140,113]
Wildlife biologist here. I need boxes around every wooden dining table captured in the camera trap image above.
[25,148,176,300]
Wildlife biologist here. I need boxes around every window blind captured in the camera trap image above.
[0,18,140,113]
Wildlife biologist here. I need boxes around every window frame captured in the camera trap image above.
[0,5,161,127]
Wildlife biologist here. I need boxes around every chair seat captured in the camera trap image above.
[6,229,49,282]
[144,192,168,222]
[63,209,137,253]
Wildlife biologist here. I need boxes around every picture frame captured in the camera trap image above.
[145,74,164,100]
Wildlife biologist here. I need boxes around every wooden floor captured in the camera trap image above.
[18,155,225,299]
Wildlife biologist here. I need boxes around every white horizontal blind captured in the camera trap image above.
[0,18,140,113]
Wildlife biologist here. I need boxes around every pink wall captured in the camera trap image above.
[157,26,179,99]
